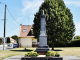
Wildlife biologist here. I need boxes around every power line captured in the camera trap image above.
[6,7,20,25]
[6,23,13,29]
[6,26,20,33]
[0,26,20,36]
[0,6,20,37]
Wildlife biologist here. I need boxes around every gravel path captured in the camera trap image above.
[3,55,80,60]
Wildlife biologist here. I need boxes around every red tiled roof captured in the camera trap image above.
[19,25,33,37]
[10,37,17,44]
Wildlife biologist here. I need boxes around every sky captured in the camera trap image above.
[0,0,80,37]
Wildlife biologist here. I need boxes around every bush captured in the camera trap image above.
[46,53,50,56]
[55,52,60,57]
[46,51,60,57]
[25,51,39,57]
[25,54,28,56]
[46,51,55,56]
[48,39,80,47]
[70,39,80,47]
[48,51,55,54]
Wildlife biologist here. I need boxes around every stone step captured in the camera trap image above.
[36,48,49,51]
[38,46,49,48]
[37,55,46,57]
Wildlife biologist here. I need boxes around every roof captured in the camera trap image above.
[10,37,17,44]
[19,25,33,37]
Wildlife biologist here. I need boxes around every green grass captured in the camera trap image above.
[0,47,80,60]
[54,47,80,57]
[0,48,35,60]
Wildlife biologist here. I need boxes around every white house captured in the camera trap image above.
[19,24,37,47]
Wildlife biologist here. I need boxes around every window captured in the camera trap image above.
[32,42,37,44]
[23,29,26,32]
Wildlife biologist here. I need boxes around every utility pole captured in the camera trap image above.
[0,2,7,50]
[3,4,7,50]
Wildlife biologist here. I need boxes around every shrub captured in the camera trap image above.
[25,51,39,57]
[46,51,55,56]
[36,53,39,56]
[46,51,60,57]
[46,53,50,56]
[47,51,55,54]
[69,39,80,47]
[55,52,60,57]
[51,54,54,56]
[25,54,28,56]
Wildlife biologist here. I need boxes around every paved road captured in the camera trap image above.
[0,45,13,51]
[3,55,80,60]
[0,45,7,50]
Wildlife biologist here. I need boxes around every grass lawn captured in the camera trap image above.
[0,48,36,60]
[53,47,80,57]
[0,47,80,60]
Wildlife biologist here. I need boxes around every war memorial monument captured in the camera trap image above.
[21,10,63,60]
[36,10,49,55]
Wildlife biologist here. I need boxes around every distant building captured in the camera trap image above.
[19,24,37,47]
[9,37,17,44]
[6,37,17,44]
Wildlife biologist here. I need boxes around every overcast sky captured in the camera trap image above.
[0,0,80,37]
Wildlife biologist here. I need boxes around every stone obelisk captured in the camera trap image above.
[39,10,47,46]
[36,10,49,55]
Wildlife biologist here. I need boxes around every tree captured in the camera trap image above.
[33,0,75,50]
[7,37,10,43]
[11,35,19,43]
[0,38,3,44]
[74,36,80,40]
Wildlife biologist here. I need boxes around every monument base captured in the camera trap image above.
[36,46,49,55]
[21,57,63,60]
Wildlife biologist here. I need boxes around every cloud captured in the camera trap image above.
[21,0,43,16]
[64,1,80,7]
[16,0,43,23]
[16,17,24,22]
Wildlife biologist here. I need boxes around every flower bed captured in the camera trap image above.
[23,51,62,60]
[25,51,39,57]
[25,51,60,57]
[46,51,60,57]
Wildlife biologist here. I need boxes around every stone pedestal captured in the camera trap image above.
[36,10,49,54]
[21,57,63,60]
[36,46,49,55]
